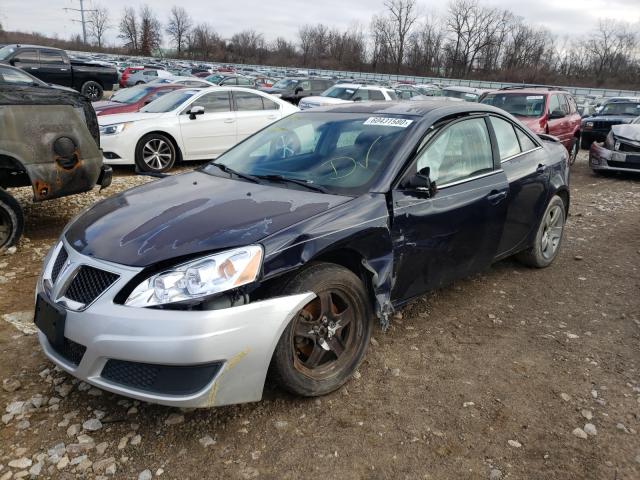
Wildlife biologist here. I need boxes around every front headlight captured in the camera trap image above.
[125,245,263,307]
[99,122,132,136]
[584,122,594,129]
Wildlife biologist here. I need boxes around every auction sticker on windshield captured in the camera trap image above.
[364,117,414,128]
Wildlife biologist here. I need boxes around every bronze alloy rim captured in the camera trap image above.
[290,288,360,379]
[0,208,12,247]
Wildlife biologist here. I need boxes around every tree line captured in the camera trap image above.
[1,1,638,89]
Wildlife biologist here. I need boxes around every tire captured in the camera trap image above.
[80,81,103,101]
[580,135,592,150]
[136,81,145,85]
[0,189,24,250]
[269,263,373,397]
[568,138,579,166]
[135,133,177,173]
[516,195,566,268]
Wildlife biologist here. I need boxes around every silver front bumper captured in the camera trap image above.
[37,240,314,407]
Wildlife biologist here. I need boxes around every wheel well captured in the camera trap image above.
[555,188,570,215]
[312,249,377,306]
[137,131,183,163]
[82,79,103,88]
[0,154,31,189]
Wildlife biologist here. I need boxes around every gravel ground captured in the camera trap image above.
[0,153,639,480]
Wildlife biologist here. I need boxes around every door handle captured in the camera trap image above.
[488,190,508,205]
[536,163,547,174]
[224,118,235,123]
[30,67,39,70]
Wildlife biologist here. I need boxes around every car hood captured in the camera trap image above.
[97,111,165,125]
[65,171,351,267]
[612,123,640,142]
[583,115,636,124]
[512,116,543,132]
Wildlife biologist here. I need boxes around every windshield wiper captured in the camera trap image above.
[209,162,260,183]
[255,174,328,193]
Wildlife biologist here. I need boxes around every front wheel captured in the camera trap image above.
[135,133,177,173]
[80,81,103,101]
[269,263,373,397]
[0,189,24,250]
[516,195,566,268]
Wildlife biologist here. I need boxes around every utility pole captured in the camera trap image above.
[64,0,96,44]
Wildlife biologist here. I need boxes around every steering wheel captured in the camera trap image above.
[269,130,301,159]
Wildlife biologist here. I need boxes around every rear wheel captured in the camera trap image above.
[80,81,103,101]
[516,195,566,268]
[135,133,177,173]
[0,189,24,250]
[269,263,372,397]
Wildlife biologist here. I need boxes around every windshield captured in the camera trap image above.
[273,79,298,90]
[203,112,416,195]
[481,93,546,117]
[111,85,152,103]
[322,86,358,100]
[600,102,640,116]
[140,89,198,113]
[0,46,16,60]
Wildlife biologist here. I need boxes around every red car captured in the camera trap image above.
[93,84,184,116]
[119,66,143,88]
[481,87,581,163]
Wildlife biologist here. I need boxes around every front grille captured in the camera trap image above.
[101,359,223,396]
[618,142,640,153]
[607,160,640,170]
[51,248,68,284]
[65,266,119,305]
[53,338,87,366]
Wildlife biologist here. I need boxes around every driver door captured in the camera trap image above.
[178,91,237,159]
[390,116,509,302]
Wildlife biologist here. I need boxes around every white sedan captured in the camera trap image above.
[99,87,299,172]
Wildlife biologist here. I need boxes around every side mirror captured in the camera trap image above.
[549,109,565,119]
[188,105,205,120]
[9,59,16,66]
[408,167,437,197]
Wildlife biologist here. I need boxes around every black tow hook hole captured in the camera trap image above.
[53,137,80,170]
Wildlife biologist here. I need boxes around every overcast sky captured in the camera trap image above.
[2,0,640,46]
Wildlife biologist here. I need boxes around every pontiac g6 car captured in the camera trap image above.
[35,101,570,407]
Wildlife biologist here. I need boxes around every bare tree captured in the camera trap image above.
[186,23,225,61]
[230,30,264,63]
[138,5,161,56]
[88,6,109,48]
[166,6,192,57]
[584,19,637,79]
[118,7,138,52]
[372,0,418,73]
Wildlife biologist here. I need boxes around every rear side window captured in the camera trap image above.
[515,128,538,152]
[368,90,385,101]
[237,77,253,86]
[145,70,158,77]
[234,91,265,111]
[416,118,494,185]
[489,117,521,160]
[40,50,66,65]
[262,97,279,110]
[548,95,562,115]
[566,95,578,114]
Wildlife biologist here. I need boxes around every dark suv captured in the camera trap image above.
[260,77,335,105]
[580,97,640,149]
[481,87,582,163]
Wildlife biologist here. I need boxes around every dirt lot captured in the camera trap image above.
[0,152,639,480]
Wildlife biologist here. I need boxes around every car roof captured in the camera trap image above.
[306,99,504,117]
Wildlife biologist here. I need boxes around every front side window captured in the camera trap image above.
[204,113,416,195]
[13,49,38,64]
[600,102,640,116]
[490,117,521,160]
[190,91,231,113]
[415,118,493,186]
[548,95,563,115]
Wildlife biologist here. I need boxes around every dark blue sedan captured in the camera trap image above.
[36,101,570,407]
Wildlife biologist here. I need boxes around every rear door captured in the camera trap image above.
[488,116,550,256]
[178,91,237,158]
[38,49,72,87]
[391,116,509,301]
[233,91,280,141]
